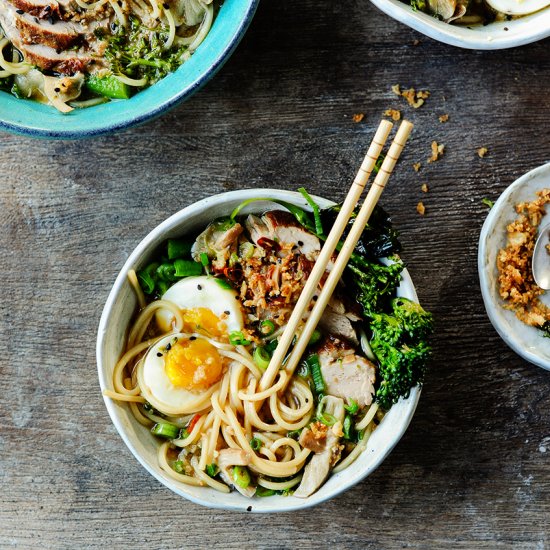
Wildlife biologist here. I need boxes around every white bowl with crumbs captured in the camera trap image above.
[478,163,550,370]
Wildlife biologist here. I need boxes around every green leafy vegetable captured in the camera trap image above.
[482,198,495,209]
[344,399,359,415]
[298,187,324,236]
[410,0,427,11]
[255,486,276,497]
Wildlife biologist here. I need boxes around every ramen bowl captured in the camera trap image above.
[0,0,258,139]
[97,189,422,512]
[369,0,550,49]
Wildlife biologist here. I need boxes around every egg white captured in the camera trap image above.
[138,333,221,416]
[156,275,244,334]
[485,0,549,15]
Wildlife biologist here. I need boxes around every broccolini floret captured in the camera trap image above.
[369,297,433,410]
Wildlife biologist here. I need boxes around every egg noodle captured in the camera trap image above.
[104,269,379,494]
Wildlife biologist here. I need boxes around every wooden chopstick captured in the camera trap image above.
[258,119,395,393]
[280,120,414,382]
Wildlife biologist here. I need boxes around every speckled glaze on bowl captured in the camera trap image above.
[97,189,423,512]
[478,163,550,370]
[0,0,258,139]
[369,0,550,49]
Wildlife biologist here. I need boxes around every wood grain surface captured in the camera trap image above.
[1,1,550,548]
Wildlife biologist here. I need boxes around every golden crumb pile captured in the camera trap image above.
[352,113,364,123]
[497,189,550,329]
[478,147,488,158]
[392,84,430,109]
[428,141,445,163]
[416,201,426,215]
[439,114,449,123]
[384,108,401,121]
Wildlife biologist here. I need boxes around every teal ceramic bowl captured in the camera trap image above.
[0,0,258,139]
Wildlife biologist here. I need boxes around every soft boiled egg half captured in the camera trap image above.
[138,276,244,416]
[485,0,550,15]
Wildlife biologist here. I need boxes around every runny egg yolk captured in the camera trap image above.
[181,307,228,339]
[164,338,224,391]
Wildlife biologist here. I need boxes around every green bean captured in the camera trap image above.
[173,259,202,277]
[86,74,131,100]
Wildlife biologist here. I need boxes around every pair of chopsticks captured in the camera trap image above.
[258,119,413,393]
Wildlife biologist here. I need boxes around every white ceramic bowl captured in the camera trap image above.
[97,189,422,512]
[369,0,550,49]
[478,163,550,370]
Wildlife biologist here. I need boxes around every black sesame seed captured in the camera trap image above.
[224,310,230,315]
[165,343,172,351]
[163,2,169,7]
[34,17,39,23]
[246,506,252,512]
[16,9,24,14]
[312,295,318,301]
[197,284,202,290]
[44,5,51,11]
[156,352,163,357]
[54,87,60,92]
[48,16,54,24]
[298,240,304,246]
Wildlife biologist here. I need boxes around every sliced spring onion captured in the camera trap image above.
[174,259,202,277]
[307,354,325,396]
[157,280,169,296]
[229,331,251,346]
[137,269,155,294]
[239,241,255,259]
[308,329,322,346]
[253,347,270,370]
[298,187,323,236]
[232,466,251,489]
[343,415,353,440]
[178,428,190,440]
[200,252,210,267]
[206,464,219,477]
[264,339,278,355]
[344,399,359,415]
[167,239,192,260]
[256,486,276,497]
[297,360,309,378]
[214,278,233,290]
[151,422,179,439]
[173,460,185,473]
[260,319,276,336]
[317,412,337,427]
[250,437,262,451]
[156,263,177,282]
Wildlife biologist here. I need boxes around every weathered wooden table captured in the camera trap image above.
[1,1,550,548]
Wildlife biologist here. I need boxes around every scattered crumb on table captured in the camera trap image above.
[439,114,449,123]
[478,147,488,158]
[392,84,430,108]
[417,201,426,215]
[428,141,445,163]
[421,183,429,193]
[413,162,421,172]
[352,113,365,123]
[384,108,401,121]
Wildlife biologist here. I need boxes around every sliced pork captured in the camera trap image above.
[294,396,345,498]
[217,448,255,498]
[245,210,321,256]
[318,336,376,407]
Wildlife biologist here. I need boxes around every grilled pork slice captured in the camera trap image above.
[318,336,376,407]
[13,8,82,50]
[0,5,94,73]
[245,210,321,256]
[8,0,63,18]
[294,396,345,498]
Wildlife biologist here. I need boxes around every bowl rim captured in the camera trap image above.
[369,0,550,49]
[478,162,550,371]
[0,0,259,139]
[96,188,423,512]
